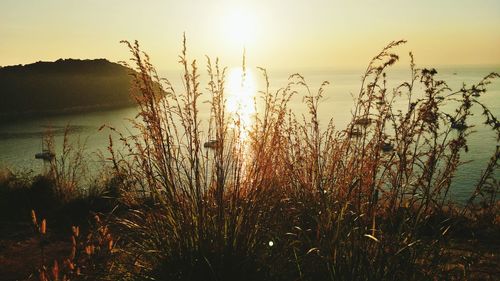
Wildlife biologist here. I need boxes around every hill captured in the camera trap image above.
[0,59,136,120]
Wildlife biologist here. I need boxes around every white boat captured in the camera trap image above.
[35,149,55,161]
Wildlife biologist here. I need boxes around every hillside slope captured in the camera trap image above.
[0,59,136,120]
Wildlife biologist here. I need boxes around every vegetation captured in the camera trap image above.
[0,59,136,121]
[0,37,498,280]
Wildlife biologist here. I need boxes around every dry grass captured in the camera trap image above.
[21,36,499,281]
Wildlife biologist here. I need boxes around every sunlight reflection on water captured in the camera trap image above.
[225,67,256,150]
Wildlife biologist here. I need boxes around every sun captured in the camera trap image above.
[222,8,257,47]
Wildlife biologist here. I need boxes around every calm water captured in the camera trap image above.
[0,66,498,201]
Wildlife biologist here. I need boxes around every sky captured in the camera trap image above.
[1,0,499,71]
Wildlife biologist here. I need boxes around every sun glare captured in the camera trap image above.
[222,8,257,47]
[226,67,256,142]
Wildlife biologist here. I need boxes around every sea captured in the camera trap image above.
[0,66,498,202]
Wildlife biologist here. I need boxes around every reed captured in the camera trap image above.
[97,36,500,280]
[29,36,498,280]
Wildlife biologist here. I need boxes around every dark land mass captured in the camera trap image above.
[0,59,136,121]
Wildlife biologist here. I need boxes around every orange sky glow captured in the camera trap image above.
[1,0,499,71]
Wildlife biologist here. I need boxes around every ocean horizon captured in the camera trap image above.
[1,65,498,202]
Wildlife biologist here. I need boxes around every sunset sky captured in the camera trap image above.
[1,0,499,71]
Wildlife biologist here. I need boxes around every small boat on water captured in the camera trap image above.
[348,128,363,138]
[204,139,219,149]
[381,142,394,152]
[451,121,468,131]
[35,149,55,161]
[353,117,371,127]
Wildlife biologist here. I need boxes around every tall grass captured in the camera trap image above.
[98,36,499,280]
[43,126,88,203]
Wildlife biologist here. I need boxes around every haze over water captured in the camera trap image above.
[1,65,498,201]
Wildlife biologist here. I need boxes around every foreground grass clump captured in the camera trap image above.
[0,128,117,228]
[83,37,498,281]
[0,131,123,281]
[13,37,498,280]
